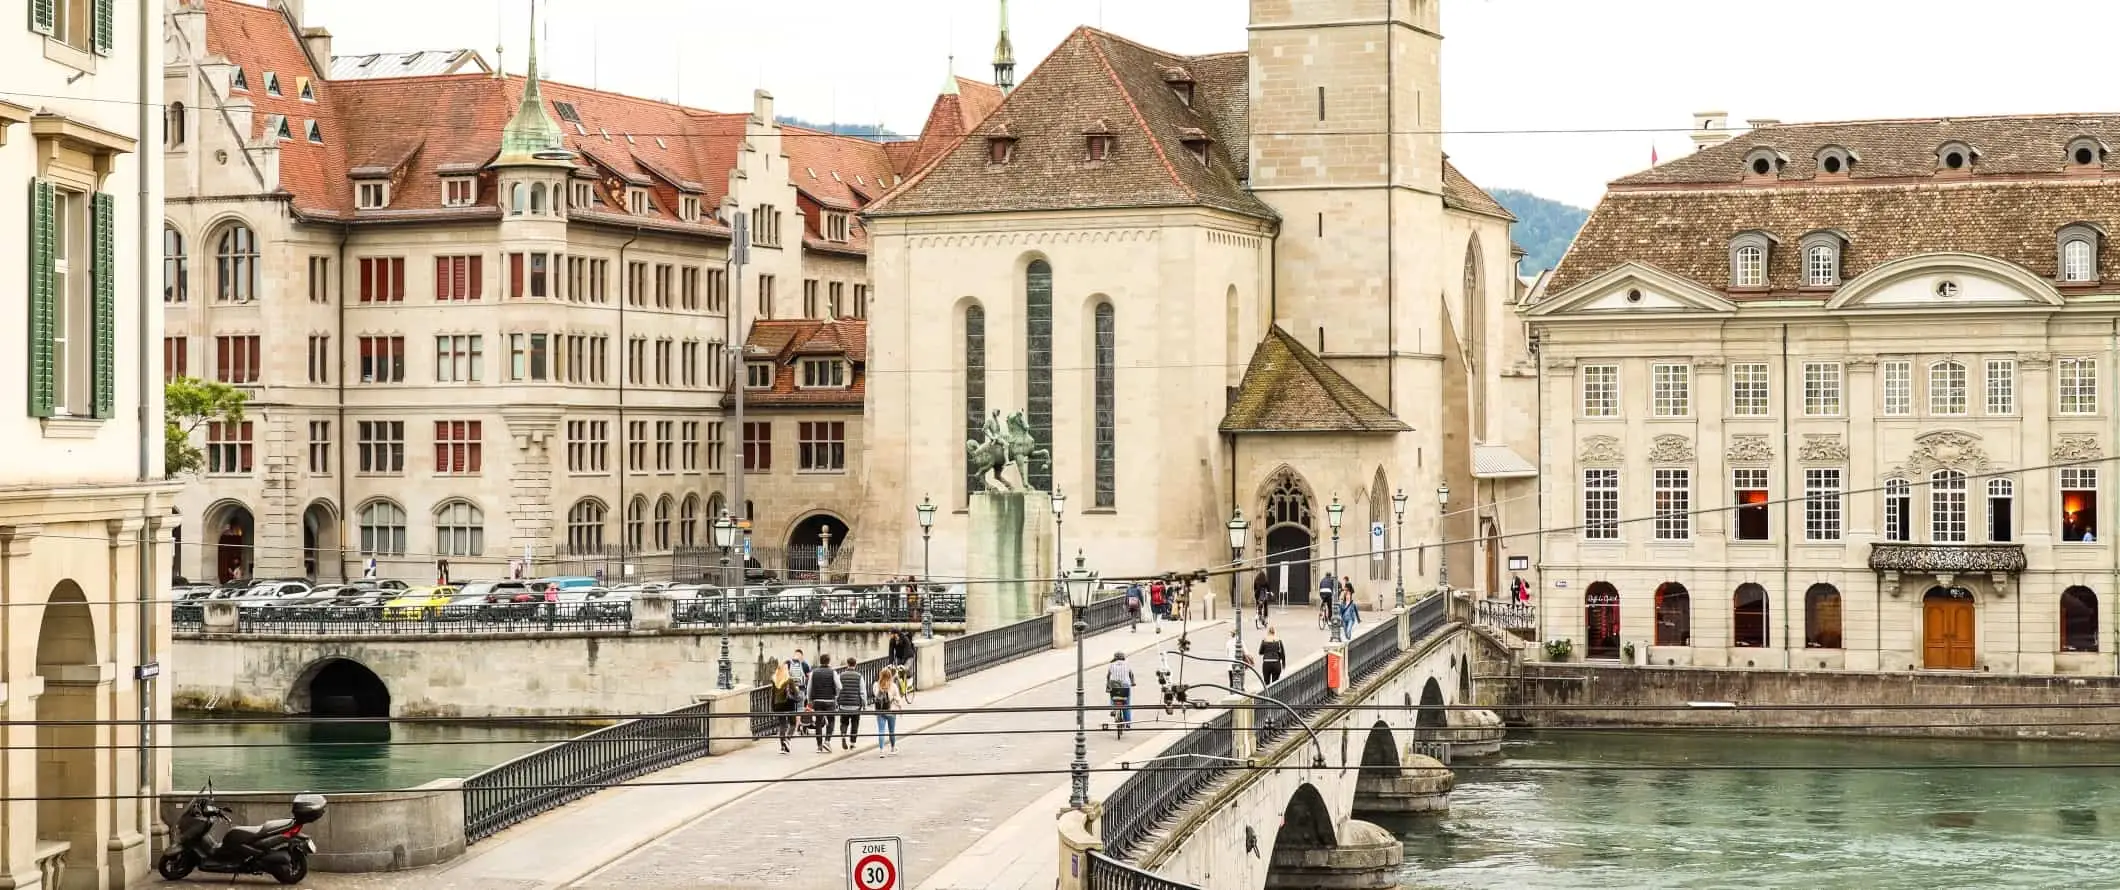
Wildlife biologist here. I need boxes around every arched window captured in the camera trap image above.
[679,495,699,548]
[1931,470,1968,542]
[1024,261,1054,491]
[434,500,484,557]
[626,496,647,553]
[653,496,673,551]
[1734,583,1769,648]
[963,303,987,503]
[167,101,187,148]
[1463,236,1488,435]
[511,182,528,215]
[1093,301,1116,508]
[1804,245,1835,286]
[164,225,188,304]
[2062,586,2100,652]
[1584,582,1620,659]
[566,499,606,554]
[530,182,547,214]
[1728,230,1772,288]
[214,223,258,302]
[357,500,407,556]
[1653,582,1691,646]
[1988,478,2015,543]
[1804,583,1842,649]
[2063,238,2095,282]
[1928,360,1967,415]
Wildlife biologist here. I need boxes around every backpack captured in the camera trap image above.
[871,680,892,711]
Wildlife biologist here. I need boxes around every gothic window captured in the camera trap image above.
[434,500,484,557]
[1265,470,1313,530]
[215,223,258,302]
[1463,236,1488,436]
[963,303,986,504]
[1093,301,1115,508]
[654,496,673,551]
[164,225,188,304]
[1025,261,1054,491]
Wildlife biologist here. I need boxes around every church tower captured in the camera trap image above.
[992,0,1016,93]
[492,0,574,217]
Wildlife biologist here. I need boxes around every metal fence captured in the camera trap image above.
[943,612,1054,677]
[1084,593,1133,635]
[1083,850,1204,890]
[669,591,966,627]
[1347,614,1405,684]
[224,602,631,635]
[748,654,905,740]
[1254,656,1332,749]
[1474,598,1535,630]
[1100,712,1235,858]
[552,544,859,586]
[462,699,714,842]
[171,603,203,631]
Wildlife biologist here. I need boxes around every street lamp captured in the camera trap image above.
[713,509,737,690]
[1227,508,1249,693]
[1392,488,1409,609]
[1064,552,1097,810]
[1326,495,1344,643]
[1051,488,1067,607]
[916,495,937,639]
[1436,483,1451,599]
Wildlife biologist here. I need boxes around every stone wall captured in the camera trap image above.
[1512,663,2120,740]
[160,781,466,873]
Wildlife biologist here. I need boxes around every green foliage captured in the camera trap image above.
[164,377,248,477]
[1543,638,1574,662]
[1493,189,1591,275]
[773,116,908,142]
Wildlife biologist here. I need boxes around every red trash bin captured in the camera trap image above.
[1325,650,1344,691]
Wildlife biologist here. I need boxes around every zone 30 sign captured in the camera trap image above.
[846,836,904,890]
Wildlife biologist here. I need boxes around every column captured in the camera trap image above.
[1845,355,1881,670]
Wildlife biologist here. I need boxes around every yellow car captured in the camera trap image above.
[381,586,457,620]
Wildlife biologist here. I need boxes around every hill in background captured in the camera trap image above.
[775,116,908,142]
[1493,189,1590,275]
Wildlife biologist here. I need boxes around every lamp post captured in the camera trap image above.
[1436,483,1451,600]
[713,509,737,690]
[1327,495,1344,643]
[1064,552,1097,810]
[1227,508,1249,693]
[917,495,937,639]
[1051,488,1067,607]
[1392,488,1408,609]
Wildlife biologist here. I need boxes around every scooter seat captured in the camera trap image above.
[223,818,295,846]
[255,818,297,835]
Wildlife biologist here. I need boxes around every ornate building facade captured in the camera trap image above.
[1529,113,2120,674]
[857,0,1538,604]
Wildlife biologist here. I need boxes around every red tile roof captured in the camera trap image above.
[731,319,867,408]
[203,0,347,214]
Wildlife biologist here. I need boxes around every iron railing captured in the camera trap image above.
[1347,615,1404,684]
[670,591,965,627]
[552,544,862,585]
[1083,850,1204,890]
[1100,712,1235,858]
[943,612,1053,677]
[1409,592,1447,638]
[1254,657,1333,749]
[223,602,632,635]
[462,699,714,842]
[1084,593,1133,634]
[170,602,203,631]
[1474,598,1535,630]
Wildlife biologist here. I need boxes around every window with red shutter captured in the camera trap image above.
[509,253,524,299]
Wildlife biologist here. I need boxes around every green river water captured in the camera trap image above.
[170,713,559,792]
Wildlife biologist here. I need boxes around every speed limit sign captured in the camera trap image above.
[846,836,904,890]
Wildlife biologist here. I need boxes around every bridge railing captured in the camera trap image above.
[1083,850,1205,890]
[229,602,632,634]
[943,611,1055,677]
[1473,597,1534,630]
[461,699,713,842]
[1084,593,1134,635]
[749,654,904,739]
[670,591,966,627]
[1100,712,1235,858]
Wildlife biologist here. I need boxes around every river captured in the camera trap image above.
[1396,730,2120,890]
[171,713,561,792]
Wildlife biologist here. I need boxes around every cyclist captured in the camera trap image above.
[1106,651,1135,735]
[1317,572,1338,629]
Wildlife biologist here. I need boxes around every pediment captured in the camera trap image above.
[1826,252,2064,312]
[1526,262,1738,318]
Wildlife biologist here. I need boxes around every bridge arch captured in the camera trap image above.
[1415,676,1447,732]
[1274,783,1337,851]
[290,657,392,717]
[1358,720,1399,778]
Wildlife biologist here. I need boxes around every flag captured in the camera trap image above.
[1650,144,1660,165]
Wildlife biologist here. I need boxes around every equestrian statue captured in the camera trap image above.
[967,409,1051,492]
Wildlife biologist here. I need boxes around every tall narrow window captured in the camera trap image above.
[1884,479,1912,542]
[2060,358,2100,415]
[1804,584,1843,649]
[1882,360,1911,415]
[2062,587,2101,652]
[1803,362,1842,416]
[1928,360,1967,415]
[964,304,986,503]
[1733,244,1765,287]
[1093,302,1116,508]
[1582,469,1620,541]
[1580,364,1619,418]
[1733,468,1770,541]
[1985,359,2015,415]
[215,224,257,302]
[1733,584,1769,647]
[566,499,606,554]
[1653,468,1691,540]
[1025,261,1054,491]
[164,225,188,303]
[1804,468,1843,542]
[1729,362,1769,416]
[2063,239,2096,283]
[1652,583,1691,646]
[1651,363,1691,417]
[1930,470,1967,543]
[2062,467,2100,542]
[1988,478,2014,542]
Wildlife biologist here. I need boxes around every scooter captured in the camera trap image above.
[157,782,326,884]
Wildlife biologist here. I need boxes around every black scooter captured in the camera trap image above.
[157,783,326,884]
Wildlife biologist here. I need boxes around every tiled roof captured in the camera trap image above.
[1443,158,1515,221]
[329,49,487,80]
[785,127,899,252]
[730,319,867,408]
[1618,113,2120,187]
[868,28,1275,220]
[204,0,347,215]
[1221,327,1407,434]
[900,77,1005,176]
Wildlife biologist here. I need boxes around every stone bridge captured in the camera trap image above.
[1063,598,1520,890]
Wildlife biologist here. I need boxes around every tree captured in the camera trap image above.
[1491,189,1591,275]
[165,377,249,477]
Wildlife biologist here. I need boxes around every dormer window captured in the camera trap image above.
[987,126,1017,165]
[356,181,390,210]
[1815,145,1856,177]
[1729,231,1776,289]
[264,72,281,97]
[1085,120,1114,162]
[2068,136,2107,170]
[627,188,650,215]
[442,176,477,208]
[799,358,847,388]
[230,67,248,92]
[1742,146,1786,180]
[822,211,850,243]
[570,181,596,209]
[265,114,291,141]
[745,361,774,389]
[1937,141,1978,172]
[2058,223,2104,284]
[1162,67,1195,106]
[680,195,702,222]
[305,120,323,144]
[298,77,315,102]
[1179,128,1211,167]
[1799,230,1847,287]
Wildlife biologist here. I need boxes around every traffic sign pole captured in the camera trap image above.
[846,836,904,890]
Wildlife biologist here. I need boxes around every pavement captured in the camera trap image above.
[286,600,1342,890]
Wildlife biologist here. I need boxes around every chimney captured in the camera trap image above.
[300,27,332,71]
[275,0,304,28]
[1690,110,1734,152]
[752,89,775,127]
[1748,118,1782,130]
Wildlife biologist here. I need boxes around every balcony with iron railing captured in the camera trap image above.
[1867,542,2027,576]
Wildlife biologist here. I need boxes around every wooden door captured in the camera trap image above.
[1923,599,1977,670]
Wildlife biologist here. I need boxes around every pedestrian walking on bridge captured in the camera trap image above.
[806,652,839,753]
[835,656,867,750]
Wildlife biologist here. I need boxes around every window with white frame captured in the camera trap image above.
[1988,478,2014,542]
[800,358,846,389]
[1929,360,1968,415]
[1803,362,1843,416]
[1733,244,1765,287]
[1582,469,1620,540]
[1651,363,1691,417]
[1985,359,2016,415]
[1930,469,1968,543]
[1882,360,1911,415]
[443,177,477,207]
[2060,358,2099,415]
[356,181,389,210]
[1884,478,1913,542]
[1653,469,1691,540]
[357,501,408,556]
[1730,362,1769,416]
[1733,468,1770,541]
[435,500,484,557]
[1804,468,1844,541]
[1581,364,1619,418]
[2062,467,2099,543]
[1804,244,1839,287]
[2064,237,2096,282]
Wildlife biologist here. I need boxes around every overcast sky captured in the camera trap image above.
[307,0,2120,208]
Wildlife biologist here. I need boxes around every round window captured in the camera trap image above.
[1625,289,1644,303]
[1752,158,1772,176]
[1944,151,1966,170]
[1935,280,1961,298]
[1822,155,1843,174]
[2077,147,2098,166]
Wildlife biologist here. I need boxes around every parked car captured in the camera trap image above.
[575,587,635,621]
[381,586,458,620]
[321,591,393,619]
[538,576,600,591]
[231,580,314,608]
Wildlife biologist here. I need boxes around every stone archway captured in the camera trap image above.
[207,501,255,583]
[1260,468,1316,604]
[1415,676,1448,735]
[302,500,340,581]
[1265,782,1403,889]
[37,580,102,867]
[1358,721,1400,779]
[292,658,392,717]
[785,512,849,582]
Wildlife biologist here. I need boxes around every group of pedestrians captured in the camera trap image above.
[770,648,912,756]
[1123,578,1196,632]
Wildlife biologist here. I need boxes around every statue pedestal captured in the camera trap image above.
[967,491,1057,632]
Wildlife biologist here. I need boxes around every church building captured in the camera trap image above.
[856,0,1537,602]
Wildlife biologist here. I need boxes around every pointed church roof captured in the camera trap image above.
[1221,327,1408,434]
[495,4,569,167]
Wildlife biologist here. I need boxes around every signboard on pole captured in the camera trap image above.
[1370,521,1386,562]
[1277,561,1289,595]
[846,836,903,890]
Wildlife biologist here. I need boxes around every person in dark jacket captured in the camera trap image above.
[806,653,840,752]
[1253,571,1273,628]
[1258,626,1287,685]
[835,656,867,749]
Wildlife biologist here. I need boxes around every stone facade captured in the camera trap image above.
[3,1,181,886]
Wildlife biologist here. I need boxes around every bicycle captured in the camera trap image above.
[1317,597,1333,630]
[1107,688,1131,739]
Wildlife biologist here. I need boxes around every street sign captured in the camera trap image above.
[1369,521,1386,561]
[846,836,903,890]
[134,662,161,681]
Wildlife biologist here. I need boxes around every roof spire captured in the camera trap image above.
[497,0,568,166]
[993,0,1016,94]
[941,54,958,95]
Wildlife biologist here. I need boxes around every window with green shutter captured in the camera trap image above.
[30,0,55,36]
[92,0,112,55]
[27,180,56,418]
[92,192,115,418]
